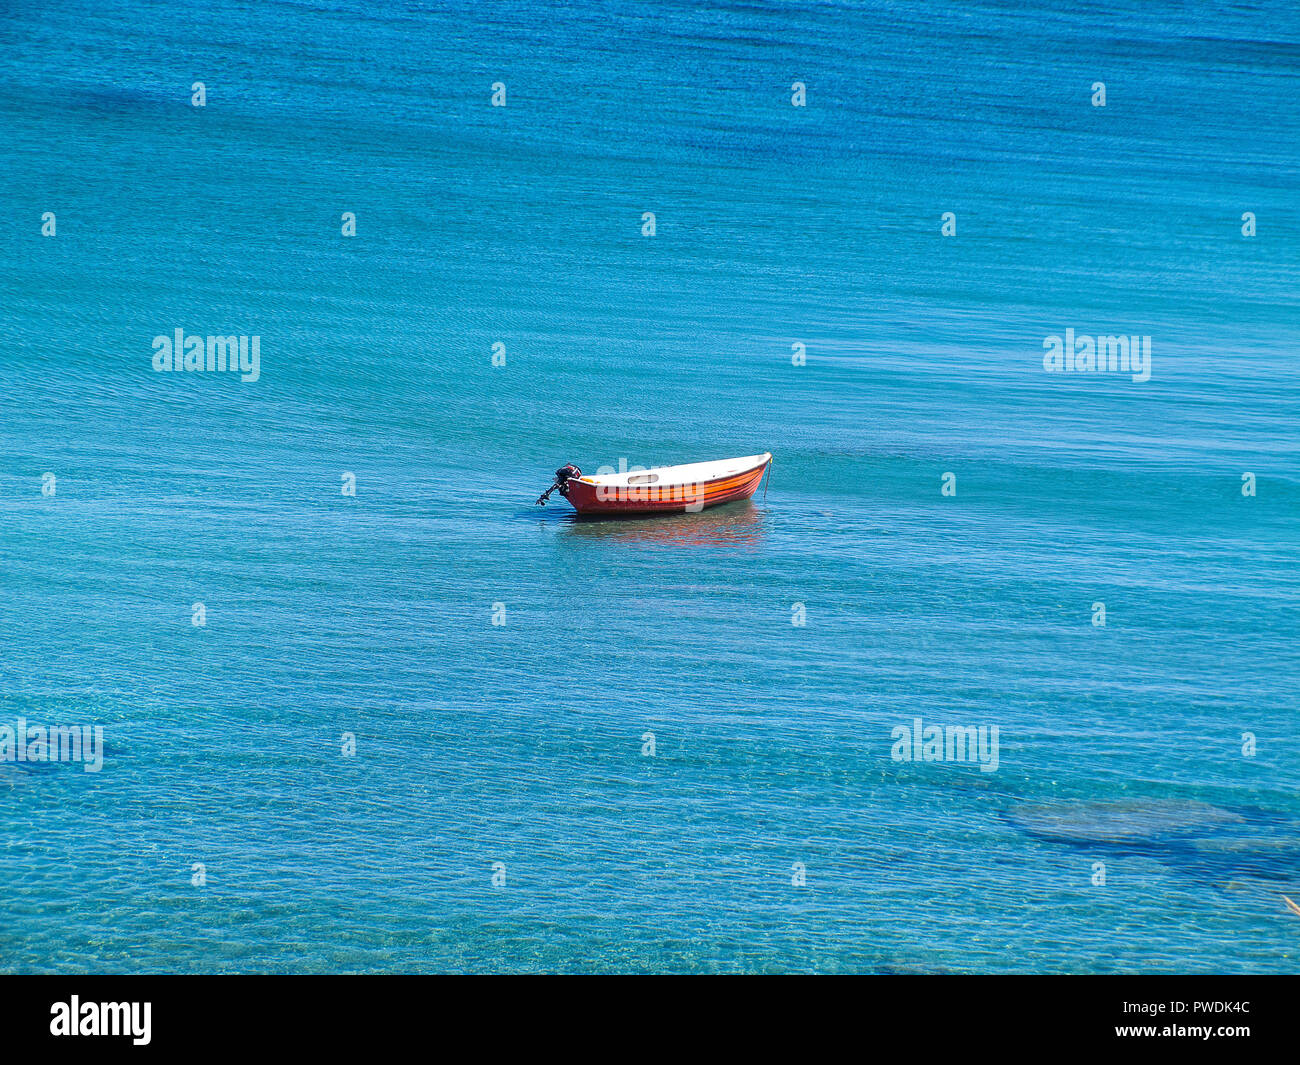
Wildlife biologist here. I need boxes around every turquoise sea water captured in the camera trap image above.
[2,0,1298,973]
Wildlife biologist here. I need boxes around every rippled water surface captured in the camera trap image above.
[1,0,1297,972]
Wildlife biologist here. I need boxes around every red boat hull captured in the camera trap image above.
[562,458,769,516]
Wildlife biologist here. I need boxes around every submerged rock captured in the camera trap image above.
[1009,799,1243,844]
[1007,798,1300,889]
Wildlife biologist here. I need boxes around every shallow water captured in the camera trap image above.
[1,0,1298,972]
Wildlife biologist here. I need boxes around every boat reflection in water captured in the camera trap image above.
[563,499,765,548]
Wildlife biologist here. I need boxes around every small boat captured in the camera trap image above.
[536,453,772,516]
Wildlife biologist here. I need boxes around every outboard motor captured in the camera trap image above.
[535,464,582,506]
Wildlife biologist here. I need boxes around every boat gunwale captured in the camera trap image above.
[574,452,771,490]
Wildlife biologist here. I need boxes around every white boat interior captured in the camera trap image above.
[579,453,771,488]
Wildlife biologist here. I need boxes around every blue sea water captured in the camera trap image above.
[1,0,1297,973]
